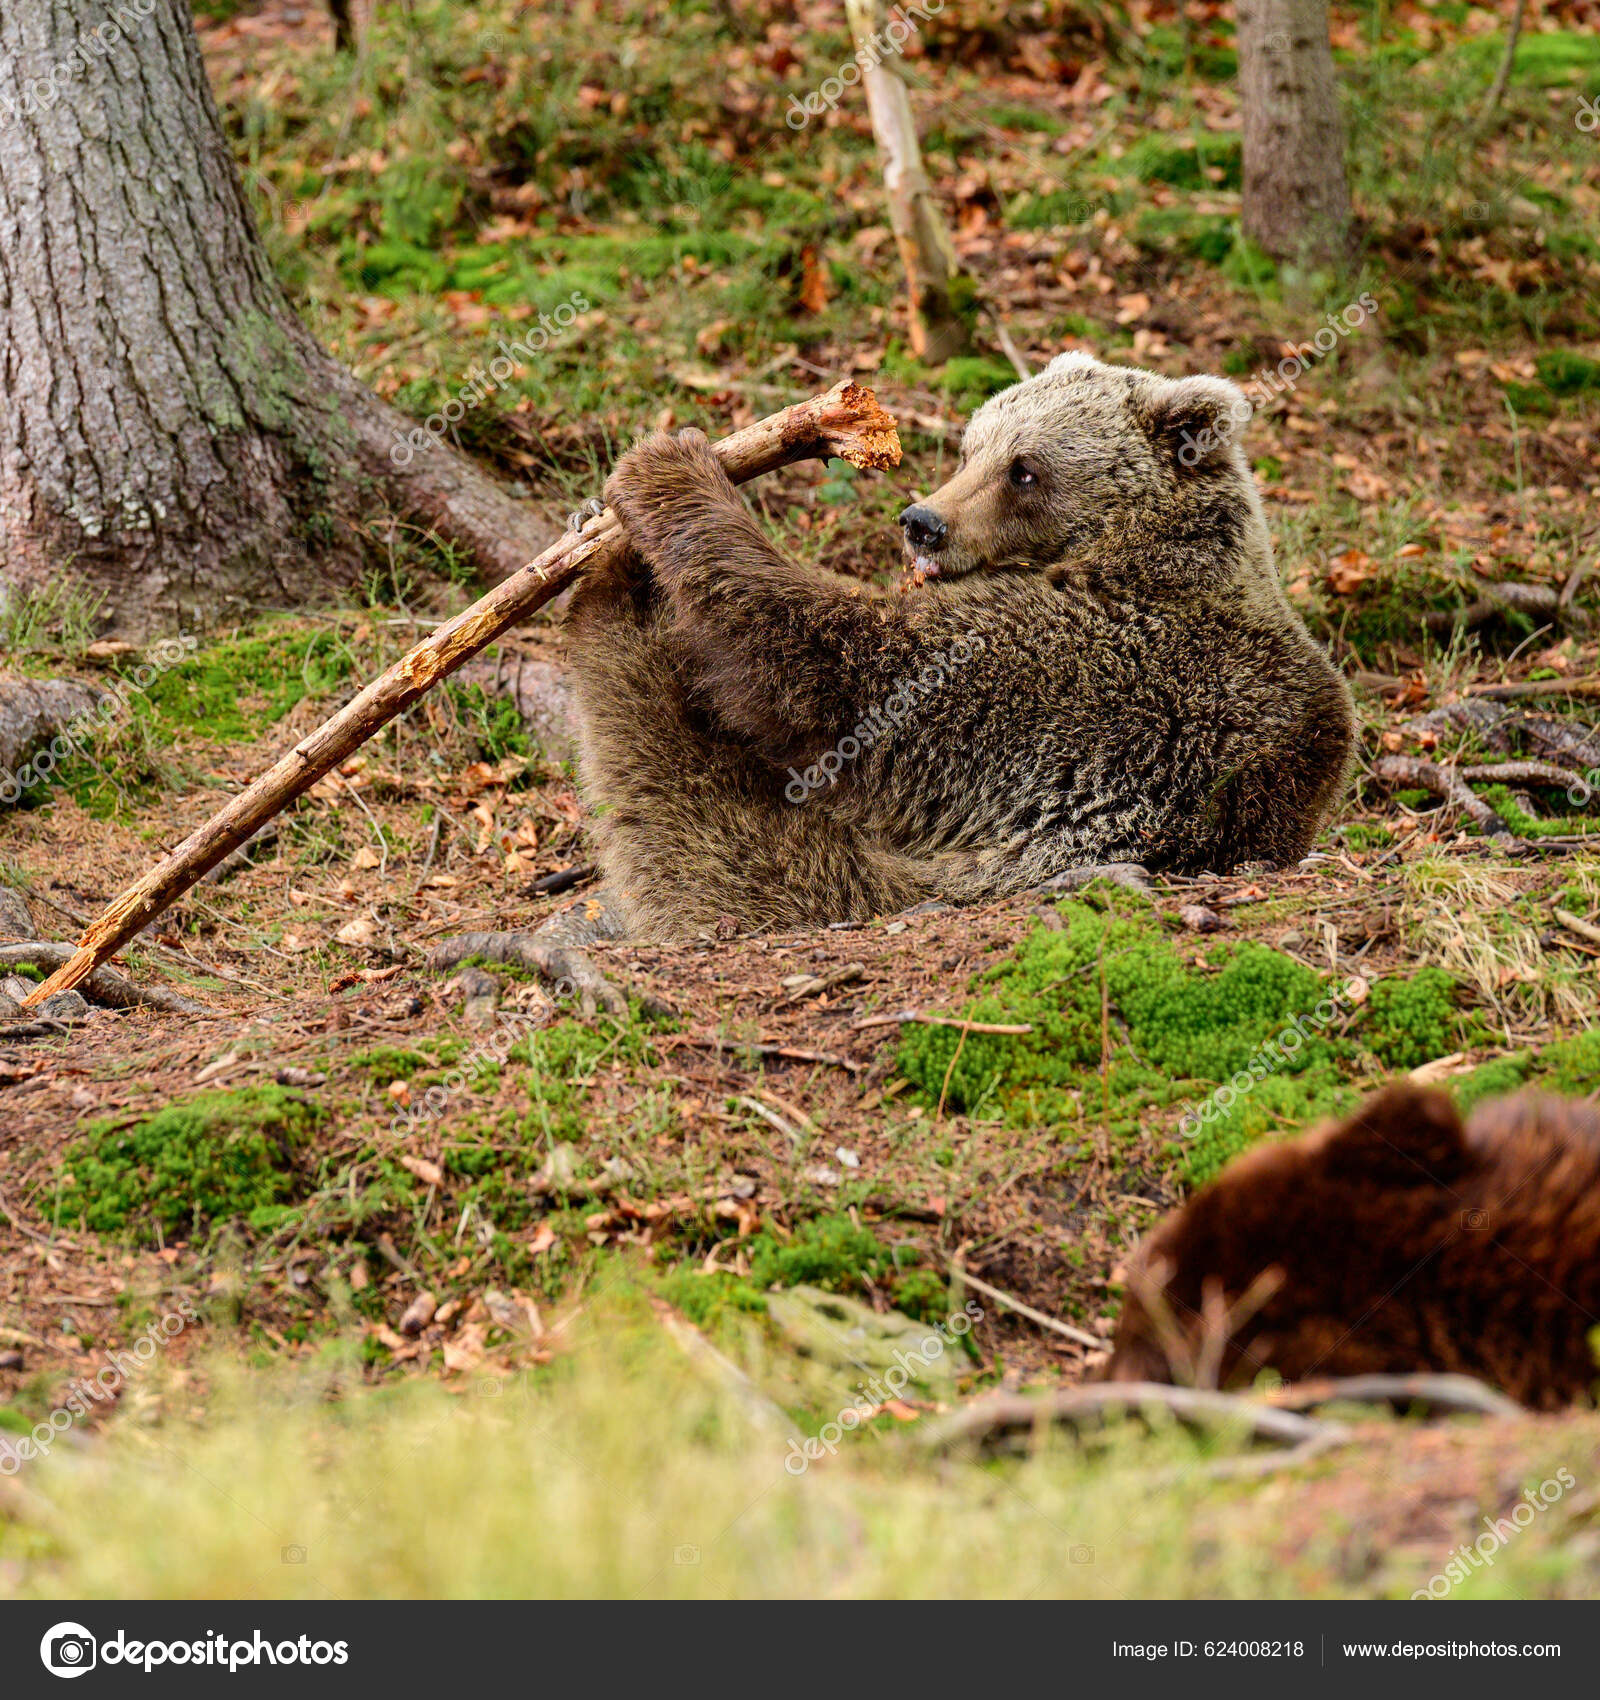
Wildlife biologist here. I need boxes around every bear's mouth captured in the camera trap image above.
[910,552,941,577]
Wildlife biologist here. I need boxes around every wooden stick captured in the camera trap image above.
[23,383,902,1009]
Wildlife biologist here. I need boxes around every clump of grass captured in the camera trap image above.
[9,1306,1593,1599]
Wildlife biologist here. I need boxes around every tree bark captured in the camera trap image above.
[0,0,552,638]
[1236,0,1350,266]
[843,0,973,364]
[0,674,103,801]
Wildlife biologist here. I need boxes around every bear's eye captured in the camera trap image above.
[1008,457,1039,490]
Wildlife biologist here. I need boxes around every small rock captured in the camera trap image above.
[38,990,90,1024]
[398,1291,437,1336]
[806,1166,842,1187]
[0,1350,23,1371]
[884,920,907,935]
[1278,930,1306,953]
[834,1146,860,1169]
[0,992,21,1020]
[1178,904,1227,934]
[275,1067,327,1088]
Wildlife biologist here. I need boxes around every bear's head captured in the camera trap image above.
[899,351,1255,582]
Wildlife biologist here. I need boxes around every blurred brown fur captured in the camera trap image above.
[1108,1084,1600,1408]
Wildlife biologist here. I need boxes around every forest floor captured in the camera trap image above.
[2,0,1600,1597]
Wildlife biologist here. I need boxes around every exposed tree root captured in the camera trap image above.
[1374,755,1515,838]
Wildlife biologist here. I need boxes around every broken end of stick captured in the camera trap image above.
[812,380,903,472]
[20,945,95,1007]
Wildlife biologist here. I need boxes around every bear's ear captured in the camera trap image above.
[1045,349,1101,379]
[1142,373,1249,473]
[1319,1084,1469,1187]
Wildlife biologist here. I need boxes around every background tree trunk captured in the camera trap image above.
[1236,0,1350,266]
[843,0,973,364]
[0,0,551,638]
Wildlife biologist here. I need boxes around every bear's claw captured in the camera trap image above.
[566,496,606,535]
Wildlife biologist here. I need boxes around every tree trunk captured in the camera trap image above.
[0,0,552,637]
[843,0,973,364]
[1236,0,1350,266]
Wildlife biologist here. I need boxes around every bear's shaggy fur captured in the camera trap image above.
[1108,1084,1600,1408]
[565,352,1355,940]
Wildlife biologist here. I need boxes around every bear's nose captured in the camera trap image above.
[899,505,948,552]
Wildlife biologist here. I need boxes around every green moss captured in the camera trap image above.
[1123,134,1242,192]
[347,1046,434,1084]
[55,1087,323,1244]
[1361,969,1462,1070]
[1474,785,1600,841]
[746,1213,895,1293]
[891,895,1498,1186]
[1010,189,1101,231]
[654,1267,769,1329]
[141,624,355,744]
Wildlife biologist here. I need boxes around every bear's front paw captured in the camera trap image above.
[603,428,738,537]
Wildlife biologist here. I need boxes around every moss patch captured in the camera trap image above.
[55,1087,324,1244]
[893,891,1494,1187]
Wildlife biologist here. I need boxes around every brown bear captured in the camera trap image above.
[1108,1084,1600,1409]
[563,352,1355,940]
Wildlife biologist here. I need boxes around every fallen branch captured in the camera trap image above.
[24,383,902,1010]
[1479,0,1526,123]
[1423,580,1563,637]
[1456,760,1582,787]
[1553,907,1600,948]
[1374,755,1515,839]
[951,1264,1102,1351]
[1262,1372,1522,1420]
[0,942,205,1014]
[916,1382,1337,1455]
[1467,676,1600,701]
